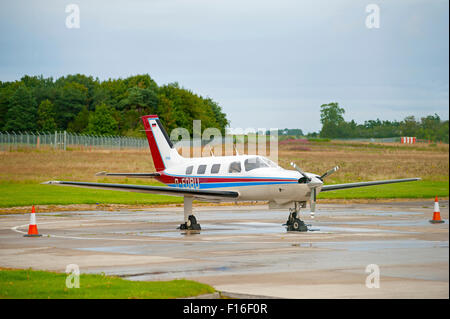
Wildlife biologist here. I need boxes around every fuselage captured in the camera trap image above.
[156,155,324,204]
[141,114,323,204]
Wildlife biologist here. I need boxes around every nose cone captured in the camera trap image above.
[308,176,323,188]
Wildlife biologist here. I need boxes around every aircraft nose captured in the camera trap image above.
[308,176,323,188]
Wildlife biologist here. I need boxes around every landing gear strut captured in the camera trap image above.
[285,202,308,232]
[178,196,201,231]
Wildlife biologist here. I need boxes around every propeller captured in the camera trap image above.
[290,162,310,183]
[290,162,340,219]
[319,166,339,180]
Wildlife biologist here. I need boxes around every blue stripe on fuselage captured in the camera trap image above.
[168,181,298,189]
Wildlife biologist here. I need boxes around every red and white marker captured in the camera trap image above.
[429,196,445,224]
[24,205,42,237]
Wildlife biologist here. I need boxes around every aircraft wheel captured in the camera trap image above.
[290,218,308,232]
[188,215,201,230]
[178,215,201,231]
[188,215,197,225]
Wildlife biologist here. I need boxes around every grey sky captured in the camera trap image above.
[0,0,448,133]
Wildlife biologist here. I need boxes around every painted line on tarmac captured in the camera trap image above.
[11,222,318,245]
[12,222,204,242]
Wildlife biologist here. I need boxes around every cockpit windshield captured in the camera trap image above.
[244,157,278,171]
[261,157,279,168]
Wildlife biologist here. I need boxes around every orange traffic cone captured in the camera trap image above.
[429,196,445,224]
[24,205,42,237]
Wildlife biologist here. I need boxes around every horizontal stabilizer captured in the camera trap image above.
[95,171,160,178]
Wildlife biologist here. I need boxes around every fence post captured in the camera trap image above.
[64,131,67,151]
[12,131,16,150]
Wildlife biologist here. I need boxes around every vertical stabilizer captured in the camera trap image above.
[141,115,184,171]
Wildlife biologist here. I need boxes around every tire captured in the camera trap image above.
[186,215,201,230]
[291,218,307,232]
[188,215,197,225]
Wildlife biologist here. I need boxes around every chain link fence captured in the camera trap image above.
[0,131,148,151]
[333,137,402,143]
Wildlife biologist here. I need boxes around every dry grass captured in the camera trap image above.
[277,141,449,183]
[0,148,155,184]
[0,141,448,184]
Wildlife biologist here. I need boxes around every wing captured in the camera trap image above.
[95,171,160,178]
[321,178,421,192]
[42,181,239,201]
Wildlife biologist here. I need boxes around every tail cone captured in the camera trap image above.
[429,196,445,224]
[24,205,42,237]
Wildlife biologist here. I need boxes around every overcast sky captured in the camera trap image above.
[0,0,448,133]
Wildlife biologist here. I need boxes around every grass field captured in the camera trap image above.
[318,180,448,199]
[0,140,448,208]
[0,268,215,299]
[0,182,183,208]
[0,180,447,209]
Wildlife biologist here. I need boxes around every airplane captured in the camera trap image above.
[44,115,421,232]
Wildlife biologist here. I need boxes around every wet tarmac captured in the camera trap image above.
[0,201,448,298]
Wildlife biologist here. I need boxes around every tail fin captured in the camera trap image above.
[141,115,184,171]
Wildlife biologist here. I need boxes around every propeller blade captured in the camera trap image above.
[320,165,340,180]
[290,162,310,182]
[310,188,317,219]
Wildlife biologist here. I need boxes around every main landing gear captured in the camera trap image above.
[177,196,201,231]
[284,202,308,232]
[179,215,201,230]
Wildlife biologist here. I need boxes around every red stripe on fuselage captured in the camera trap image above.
[141,115,165,172]
[158,172,297,185]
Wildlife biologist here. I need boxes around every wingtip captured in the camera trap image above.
[42,181,61,185]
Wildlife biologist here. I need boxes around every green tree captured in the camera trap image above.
[4,86,37,131]
[37,99,57,131]
[54,82,88,129]
[87,103,118,135]
[419,114,441,141]
[67,106,90,133]
[0,73,231,137]
[319,102,346,138]
[0,81,22,130]
[400,116,419,137]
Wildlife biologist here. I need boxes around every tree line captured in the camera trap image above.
[317,103,449,143]
[0,74,229,137]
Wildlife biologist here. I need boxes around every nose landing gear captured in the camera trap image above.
[284,202,308,232]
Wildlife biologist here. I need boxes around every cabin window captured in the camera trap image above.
[211,164,221,174]
[228,161,241,173]
[197,164,207,174]
[186,165,193,175]
[245,157,269,171]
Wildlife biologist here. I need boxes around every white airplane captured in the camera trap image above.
[45,115,420,232]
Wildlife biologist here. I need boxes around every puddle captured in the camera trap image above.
[38,209,424,223]
[129,222,286,238]
[321,219,447,227]
[120,266,233,281]
[311,240,448,251]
